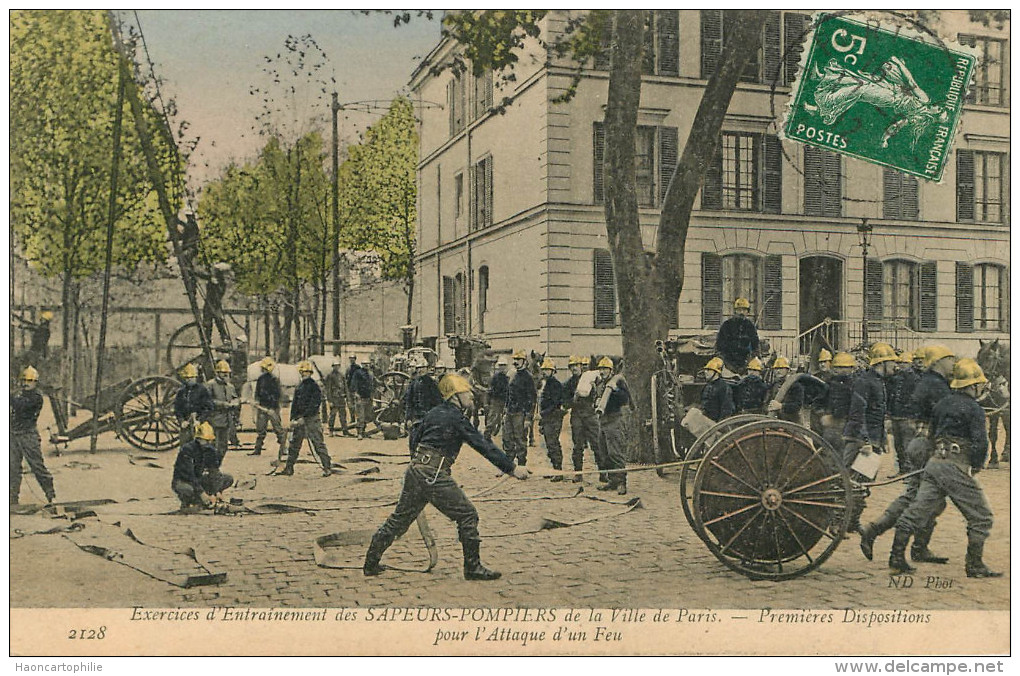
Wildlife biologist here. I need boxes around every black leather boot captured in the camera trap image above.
[363,532,391,576]
[859,511,896,561]
[278,462,294,476]
[888,529,916,573]
[965,539,1002,578]
[911,525,948,564]
[463,540,501,581]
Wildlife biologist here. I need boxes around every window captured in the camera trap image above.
[958,262,1008,332]
[593,249,617,329]
[478,266,489,333]
[803,146,842,217]
[957,150,1005,223]
[447,73,466,136]
[702,132,782,213]
[454,172,464,225]
[442,273,468,335]
[958,35,1006,106]
[473,68,493,119]
[593,123,679,207]
[883,168,919,220]
[869,259,938,332]
[884,260,917,330]
[471,156,492,231]
[701,253,784,330]
[783,13,811,85]
[595,11,679,76]
[702,11,790,84]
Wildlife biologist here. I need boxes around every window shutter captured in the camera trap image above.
[447,81,456,137]
[593,123,605,204]
[442,276,456,335]
[762,134,782,214]
[822,150,842,216]
[919,261,938,332]
[762,254,783,330]
[485,158,493,227]
[594,14,612,71]
[902,172,919,219]
[763,11,782,85]
[955,263,974,332]
[642,11,656,75]
[784,13,807,85]
[658,126,679,205]
[700,10,723,79]
[470,163,480,232]
[803,145,822,216]
[702,252,723,328]
[458,275,468,334]
[594,249,617,329]
[956,150,975,221]
[702,138,723,209]
[657,10,680,76]
[884,169,919,219]
[865,258,884,323]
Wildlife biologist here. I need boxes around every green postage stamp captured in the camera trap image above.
[782,13,977,182]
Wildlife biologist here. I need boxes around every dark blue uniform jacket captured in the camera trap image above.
[735,374,768,413]
[715,315,760,367]
[930,392,988,469]
[489,371,510,402]
[507,369,535,414]
[825,373,854,419]
[843,369,887,443]
[172,440,222,492]
[255,372,281,409]
[11,389,43,432]
[174,382,214,422]
[540,376,566,416]
[410,401,516,474]
[404,375,443,422]
[350,367,375,398]
[701,378,735,421]
[912,371,951,424]
[291,378,323,419]
[887,368,920,418]
[603,379,631,416]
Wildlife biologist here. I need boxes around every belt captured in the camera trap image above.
[933,437,972,466]
[411,446,452,484]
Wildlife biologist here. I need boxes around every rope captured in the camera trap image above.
[861,468,924,488]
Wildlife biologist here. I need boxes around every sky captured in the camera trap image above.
[124,10,442,182]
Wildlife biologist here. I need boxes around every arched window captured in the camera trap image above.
[957,262,1008,332]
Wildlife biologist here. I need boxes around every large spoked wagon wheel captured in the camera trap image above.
[680,414,767,538]
[691,419,852,581]
[373,371,410,423]
[116,376,181,452]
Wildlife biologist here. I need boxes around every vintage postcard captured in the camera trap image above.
[8,9,1011,661]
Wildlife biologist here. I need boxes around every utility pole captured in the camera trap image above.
[331,91,341,355]
[91,21,127,453]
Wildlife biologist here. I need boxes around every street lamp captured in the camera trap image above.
[857,218,873,345]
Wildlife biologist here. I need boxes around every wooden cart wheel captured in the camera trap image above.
[374,371,410,424]
[680,414,767,536]
[116,376,181,452]
[691,419,851,581]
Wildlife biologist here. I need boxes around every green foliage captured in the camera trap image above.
[10,10,174,280]
[337,97,418,283]
[198,133,332,295]
[441,10,548,76]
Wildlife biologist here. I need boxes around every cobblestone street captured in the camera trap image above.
[10,409,1010,612]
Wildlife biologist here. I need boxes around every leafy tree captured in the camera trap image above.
[416,10,766,461]
[337,97,418,323]
[10,10,176,394]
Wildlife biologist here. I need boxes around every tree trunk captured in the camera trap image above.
[262,299,273,358]
[603,10,767,463]
[603,10,659,462]
[654,11,767,316]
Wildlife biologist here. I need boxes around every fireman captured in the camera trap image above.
[324,360,351,436]
[251,357,286,457]
[10,366,55,505]
[172,422,232,511]
[363,374,530,580]
[565,355,601,481]
[174,363,213,444]
[887,351,920,473]
[889,359,1000,578]
[595,357,631,495]
[403,355,443,443]
[700,357,735,422]
[484,357,509,440]
[538,358,567,480]
[820,352,856,451]
[504,350,535,466]
[715,297,760,373]
[206,360,240,461]
[816,348,833,379]
[735,358,769,414]
[280,361,334,477]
